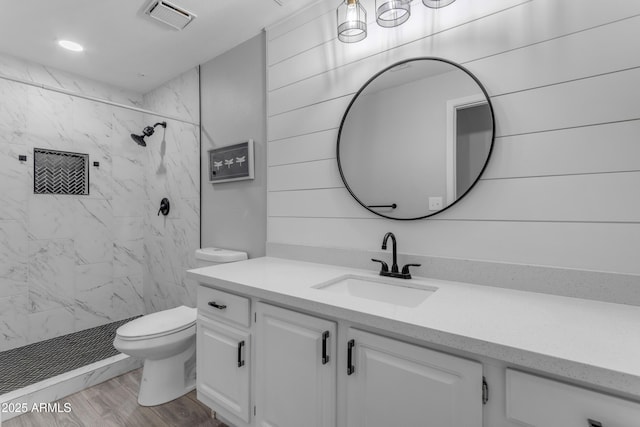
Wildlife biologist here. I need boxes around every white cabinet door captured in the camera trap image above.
[345,329,483,427]
[255,302,337,427]
[197,316,251,423]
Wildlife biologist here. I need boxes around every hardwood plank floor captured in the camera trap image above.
[4,369,227,427]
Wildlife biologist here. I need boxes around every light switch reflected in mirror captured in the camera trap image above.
[337,57,495,220]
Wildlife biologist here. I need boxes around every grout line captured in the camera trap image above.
[497,117,640,139]
[268,127,339,143]
[491,65,640,98]
[432,218,640,225]
[267,216,640,224]
[266,0,335,44]
[267,118,640,148]
[266,160,639,182]
[268,93,353,118]
[268,63,640,119]
[268,186,343,193]
[268,157,336,168]
[481,169,640,181]
[465,12,640,66]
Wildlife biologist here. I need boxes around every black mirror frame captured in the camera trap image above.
[336,57,496,220]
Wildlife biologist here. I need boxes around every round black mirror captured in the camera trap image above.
[337,57,495,220]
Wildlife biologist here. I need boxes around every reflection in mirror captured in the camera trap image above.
[337,58,494,220]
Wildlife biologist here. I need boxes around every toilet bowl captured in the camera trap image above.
[113,305,197,406]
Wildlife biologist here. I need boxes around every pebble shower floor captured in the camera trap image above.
[0,316,139,394]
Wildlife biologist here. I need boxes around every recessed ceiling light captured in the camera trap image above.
[58,40,84,52]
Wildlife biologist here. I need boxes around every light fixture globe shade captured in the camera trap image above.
[423,0,456,8]
[376,0,410,27]
[337,0,367,43]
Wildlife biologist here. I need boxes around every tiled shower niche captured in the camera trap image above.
[33,148,89,195]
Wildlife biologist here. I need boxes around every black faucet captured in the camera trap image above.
[372,232,421,279]
[382,232,399,274]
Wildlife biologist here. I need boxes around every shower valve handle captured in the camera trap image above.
[158,198,170,216]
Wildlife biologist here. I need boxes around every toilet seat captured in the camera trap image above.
[116,306,196,340]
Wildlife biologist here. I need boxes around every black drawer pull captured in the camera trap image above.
[208,301,227,310]
[322,331,330,365]
[347,339,355,375]
[587,420,602,427]
[237,340,245,367]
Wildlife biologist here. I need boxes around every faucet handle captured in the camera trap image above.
[401,263,421,275]
[371,258,389,273]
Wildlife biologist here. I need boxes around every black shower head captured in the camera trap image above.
[130,121,167,146]
[130,133,147,147]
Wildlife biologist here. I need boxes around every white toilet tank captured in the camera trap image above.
[195,247,248,268]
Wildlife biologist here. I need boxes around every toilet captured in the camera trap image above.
[113,247,248,406]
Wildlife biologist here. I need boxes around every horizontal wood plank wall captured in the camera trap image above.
[266,0,640,275]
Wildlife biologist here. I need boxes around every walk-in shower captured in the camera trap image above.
[0,55,200,422]
[131,121,167,146]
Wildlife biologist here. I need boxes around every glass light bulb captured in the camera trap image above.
[346,3,357,22]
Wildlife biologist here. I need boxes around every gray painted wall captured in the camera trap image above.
[200,33,267,259]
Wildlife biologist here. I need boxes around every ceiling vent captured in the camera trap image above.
[144,0,197,30]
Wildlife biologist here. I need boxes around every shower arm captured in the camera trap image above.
[142,122,167,137]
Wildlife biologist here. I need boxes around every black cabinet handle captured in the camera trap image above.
[322,331,330,365]
[237,340,245,367]
[347,339,355,375]
[587,420,603,427]
[208,301,227,310]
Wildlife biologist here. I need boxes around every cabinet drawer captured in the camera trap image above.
[198,286,250,328]
[506,369,640,426]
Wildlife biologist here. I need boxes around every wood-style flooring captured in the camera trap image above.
[4,369,227,427]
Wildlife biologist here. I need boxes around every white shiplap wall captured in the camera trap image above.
[265,0,640,275]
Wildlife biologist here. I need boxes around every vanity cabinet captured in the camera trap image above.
[191,259,640,427]
[253,303,482,427]
[345,329,483,427]
[506,369,640,426]
[197,287,252,426]
[255,303,337,427]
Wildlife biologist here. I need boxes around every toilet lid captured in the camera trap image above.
[117,306,197,339]
[195,247,248,263]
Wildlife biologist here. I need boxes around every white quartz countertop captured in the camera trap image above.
[187,257,640,397]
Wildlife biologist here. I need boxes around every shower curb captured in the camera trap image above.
[0,353,142,423]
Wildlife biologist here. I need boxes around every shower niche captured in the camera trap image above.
[33,148,89,195]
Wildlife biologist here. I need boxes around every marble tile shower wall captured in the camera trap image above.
[0,54,201,352]
[141,68,200,314]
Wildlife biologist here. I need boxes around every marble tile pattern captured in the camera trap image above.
[142,68,201,313]
[0,53,200,352]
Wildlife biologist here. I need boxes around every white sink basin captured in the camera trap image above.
[313,275,436,308]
